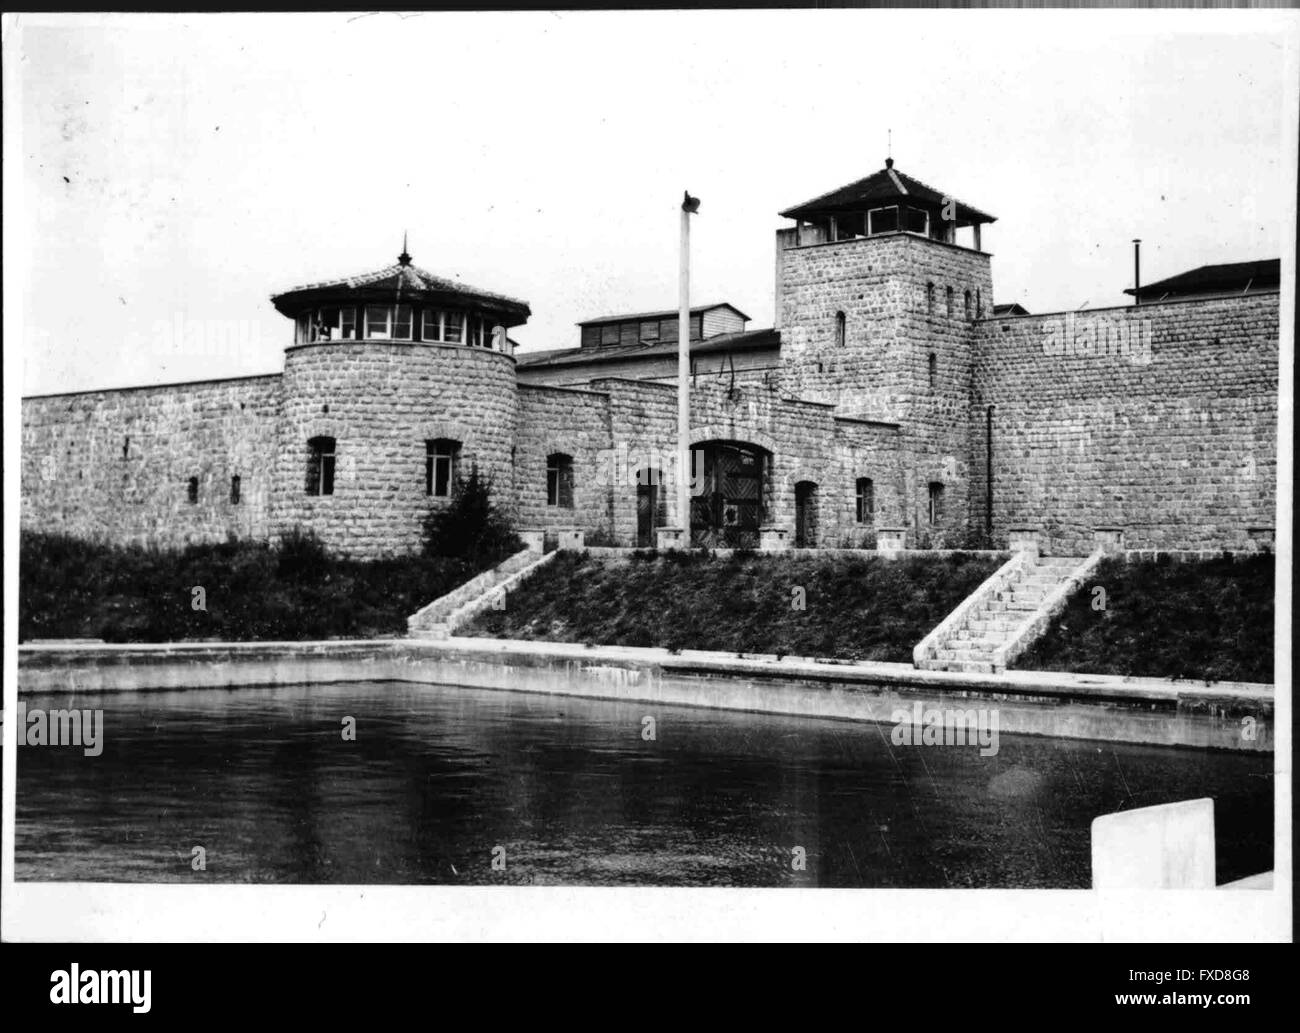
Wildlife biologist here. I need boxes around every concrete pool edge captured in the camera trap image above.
[16,637,1274,753]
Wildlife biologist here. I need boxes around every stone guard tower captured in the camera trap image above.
[269,246,531,557]
[775,160,996,544]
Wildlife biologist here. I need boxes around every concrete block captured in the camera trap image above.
[555,528,584,551]
[876,527,907,555]
[655,526,687,551]
[1091,798,1215,889]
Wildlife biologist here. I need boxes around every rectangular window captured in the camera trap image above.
[365,305,390,339]
[547,453,574,508]
[307,437,336,496]
[187,477,199,504]
[640,321,660,343]
[856,478,874,524]
[426,439,458,497]
[869,206,899,235]
[340,308,357,340]
[836,212,866,240]
[443,311,463,344]
[230,475,242,505]
[903,207,929,235]
[928,482,944,525]
[296,314,310,344]
[316,308,340,342]
[600,324,620,346]
[422,309,442,342]
[392,304,413,341]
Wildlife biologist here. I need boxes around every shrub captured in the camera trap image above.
[583,527,620,548]
[421,465,521,565]
[276,527,329,581]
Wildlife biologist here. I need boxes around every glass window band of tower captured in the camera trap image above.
[294,305,506,349]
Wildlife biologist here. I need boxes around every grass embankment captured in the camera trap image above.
[463,550,1003,662]
[19,531,511,643]
[1013,555,1274,684]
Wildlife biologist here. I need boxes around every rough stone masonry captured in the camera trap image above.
[20,161,1279,558]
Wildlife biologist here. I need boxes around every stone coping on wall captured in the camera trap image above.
[984,288,1280,322]
[783,231,991,260]
[517,383,612,397]
[21,371,283,401]
[282,339,517,363]
[17,635,1272,754]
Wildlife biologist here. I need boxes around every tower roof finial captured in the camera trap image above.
[398,231,411,267]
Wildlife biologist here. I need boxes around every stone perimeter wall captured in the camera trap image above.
[970,292,1279,555]
[21,375,281,547]
[19,287,1279,558]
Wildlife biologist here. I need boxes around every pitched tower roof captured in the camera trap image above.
[779,159,996,226]
[271,248,531,326]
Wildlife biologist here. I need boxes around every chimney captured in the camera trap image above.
[1132,239,1142,306]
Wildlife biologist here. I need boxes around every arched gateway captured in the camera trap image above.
[688,440,769,548]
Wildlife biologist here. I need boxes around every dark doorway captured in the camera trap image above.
[794,480,818,547]
[635,468,666,547]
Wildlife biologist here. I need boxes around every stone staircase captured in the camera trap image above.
[914,551,1102,674]
[407,545,558,639]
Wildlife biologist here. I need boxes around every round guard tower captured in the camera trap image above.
[269,246,530,558]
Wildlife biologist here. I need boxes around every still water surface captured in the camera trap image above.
[16,681,1273,887]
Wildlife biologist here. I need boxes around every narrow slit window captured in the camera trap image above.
[187,476,199,504]
[964,290,972,320]
[928,352,937,389]
[836,311,847,348]
[230,475,241,505]
[926,282,935,314]
[855,477,874,524]
[946,287,954,317]
[928,482,944,526]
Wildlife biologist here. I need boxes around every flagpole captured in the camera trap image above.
[678,200,691,543]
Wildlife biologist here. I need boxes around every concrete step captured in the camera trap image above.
[982,599,1040,615]
[963,617,1020,635]
[954,629,1011,648]
[1016,574,1068,589]
[994,587,1053,604]
[944,647,1000,663]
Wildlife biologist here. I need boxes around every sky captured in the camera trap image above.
[6,10,1297,395]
